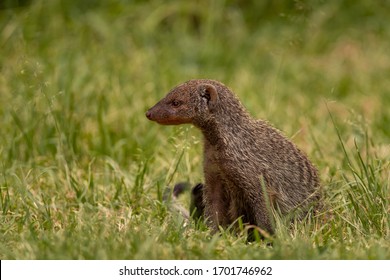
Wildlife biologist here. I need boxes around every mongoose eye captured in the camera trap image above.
[171,100,181,107]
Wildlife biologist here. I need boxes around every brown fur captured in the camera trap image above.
[146,79,320,234]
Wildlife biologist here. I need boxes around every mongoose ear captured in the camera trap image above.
[197,84,219,111]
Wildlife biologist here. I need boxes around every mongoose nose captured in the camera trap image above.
[145,110,152,120]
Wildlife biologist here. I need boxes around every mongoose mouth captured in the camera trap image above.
[145,110,190,125]
[154,118,190,125]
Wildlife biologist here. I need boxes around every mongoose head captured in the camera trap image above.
[145,79,220,126]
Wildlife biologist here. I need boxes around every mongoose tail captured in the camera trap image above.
[146,79,320,236]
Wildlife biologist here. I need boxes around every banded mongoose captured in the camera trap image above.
[190,183,205,221]
[163,182,205,221]
[162,182,192,220]
[146,79,320,235]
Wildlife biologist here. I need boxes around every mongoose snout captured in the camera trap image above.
[146,79,320,236]
[145,110,152,120]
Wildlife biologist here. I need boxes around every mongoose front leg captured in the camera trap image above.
[203,174,230,232]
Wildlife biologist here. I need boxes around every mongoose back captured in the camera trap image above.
[146,79,320,235]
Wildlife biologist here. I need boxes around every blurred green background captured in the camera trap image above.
[0,0,389,259]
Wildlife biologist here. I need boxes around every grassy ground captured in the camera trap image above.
[0,0,389,259]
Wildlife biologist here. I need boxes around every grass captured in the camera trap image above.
[0,0,389,259]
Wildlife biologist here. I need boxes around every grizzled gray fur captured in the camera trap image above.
[146,79,320,235]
